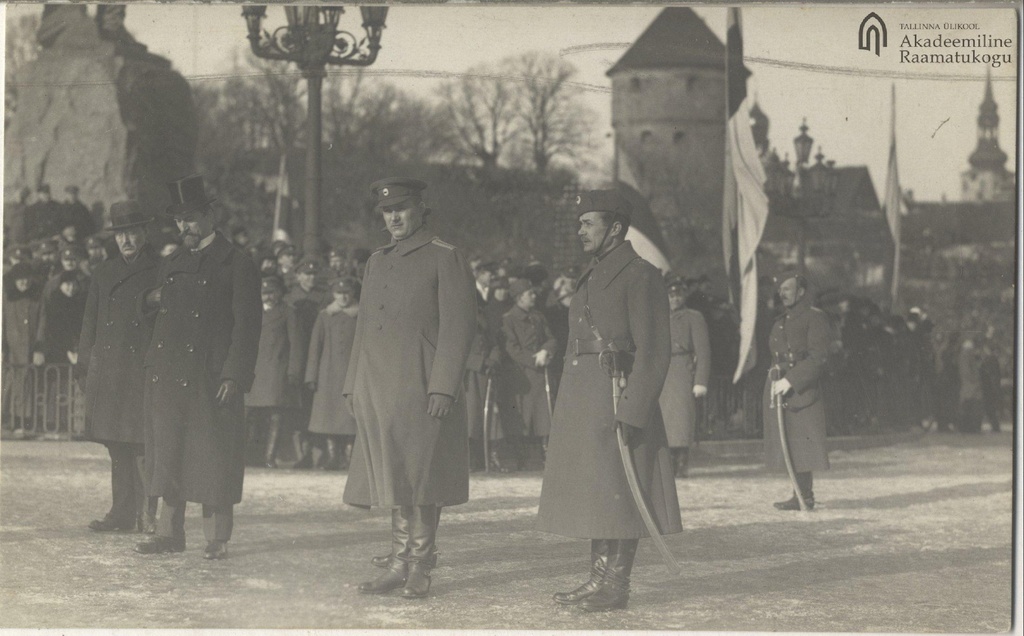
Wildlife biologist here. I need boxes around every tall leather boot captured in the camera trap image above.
[401,504,437,599]
[323,436,340,471]
[676,447,690,479]
[264,415,281,468]
[580,539,638,612]
[341,436,353,470]
[359,507,410,594]
[774,471,815,510]
[553,540,610,604]
[292,430,313,469]
[372,506,441,570]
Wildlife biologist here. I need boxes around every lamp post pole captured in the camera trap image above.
[242,6,388,257]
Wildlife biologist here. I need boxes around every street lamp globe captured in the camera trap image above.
[793,118,814,166]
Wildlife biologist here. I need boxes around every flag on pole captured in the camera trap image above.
[883,84,903,308]
[723,7,769,384]
[616,141,672,274]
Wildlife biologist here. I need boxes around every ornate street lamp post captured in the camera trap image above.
[763,118,840,270]
[242,5,388,256]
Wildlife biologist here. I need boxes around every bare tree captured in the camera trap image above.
[5,12,41,129]
[505,52,593,176]
[436,63,521,171]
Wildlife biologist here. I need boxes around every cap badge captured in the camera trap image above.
[382,187,390,197]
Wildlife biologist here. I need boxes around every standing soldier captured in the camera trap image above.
[283,259,329,468]
[78,202,160,533]
[764,271,831,511]
[658,275,711,478]
[134,174,262,560]
[538,190,681,612]
[343,177,475,599]
[464,262,503,471]
[3,263,42,438]
[501,278,556,463]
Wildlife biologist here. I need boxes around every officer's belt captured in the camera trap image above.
[779,351,809,367]
[573,337,636,356]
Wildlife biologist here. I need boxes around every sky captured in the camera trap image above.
[7,4,1019,203]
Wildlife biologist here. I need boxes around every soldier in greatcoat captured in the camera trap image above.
[305,277,360,470]
[134,174,262,560]
[658,276,711,478]
[284,259,330,468]
[501,278,556,458]
[78,202,160,533]
[245,275,303,468]
[343,177,476,599]
[764,271,831,511]
[537,190,681,612]
[3,263,42,437]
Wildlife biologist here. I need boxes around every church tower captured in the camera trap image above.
[608,8,725,272]
[961,72,1013,202]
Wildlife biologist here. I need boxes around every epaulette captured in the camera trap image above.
[371,245,388,255]
[431,238,456,251]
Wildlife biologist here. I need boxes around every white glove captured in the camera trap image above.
[533,350,551,367]
[692,384,707,398]
[771,378,792,396]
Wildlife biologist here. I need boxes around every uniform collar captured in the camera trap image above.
[388,225,435,256]
[785,295,812,318]
[577,241,638,291]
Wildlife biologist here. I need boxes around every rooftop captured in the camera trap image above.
[607,8,725,76]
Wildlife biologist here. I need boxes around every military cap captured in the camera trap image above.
[37,240,58,254]
[274,243,296,258]
[296,259,320,275]
[523,262,549,286]
[165,174,216,217]
[37,184,51,195]
[58,269,81,285]
[475,260,499,274]
[10,245,33,261]
[86,236,105,249]
[509,278,535,299]
[370,177,427,210]
[260,275,285,292]
[107,200,152,231]
[61,245,86,261]
[490,275,509,290]
[327,247,345,259]
[666,275,686,292]
[575,189,632,220]
[332,277,359,295]
[773,269,807,289]
[9,262,33,281]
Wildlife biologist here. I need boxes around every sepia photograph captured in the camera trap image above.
[1,2,1018,631]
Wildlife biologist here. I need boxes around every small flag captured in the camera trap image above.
[616,141,672,273]
[883,84,903,308]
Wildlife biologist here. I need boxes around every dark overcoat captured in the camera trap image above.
[537,242,682,539]
[78,248,159,444]
[464,297,504,440]
[245,302,302,408]
[141,233,262,507]
[2,290,41,418]
[36,287,87,362]
[501,305,556,438]
[762,298,831,473]
[305,306,358,436]
[659,307,711,448]
[343,227,476,508]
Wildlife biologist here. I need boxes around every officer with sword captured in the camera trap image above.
[764,271,831,511]
[537,189,681,612]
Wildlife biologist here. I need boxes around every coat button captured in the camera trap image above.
[185,344,194,353]
[157,340,164,349]
[131,320,139,327]
[191,310,200,319]
[129,345,136,353]
[166,276,174,284]
[197,278,207,286]
[106,320,114,327]
[152,375,159,383]
[179,379,189,388]
[104,345,111,350]
[23,319,28,324]
[159,307,168,315]
[377,324,383,330]
[109,296,116,302]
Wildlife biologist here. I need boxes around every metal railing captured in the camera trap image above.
[2,363,86,439]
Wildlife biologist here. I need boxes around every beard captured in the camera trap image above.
[181,232,201,249]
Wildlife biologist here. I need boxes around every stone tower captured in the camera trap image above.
[961,71,1013,202]
[608,8,725,274]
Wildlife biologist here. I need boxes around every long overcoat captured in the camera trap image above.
[343,227,476,508]
[501,305,556,438]
[78,247,159,444]
[305,306,358,436]
[659,307,711,448]
[762,297,831,473]
[141,233,262,507]
[537,241,682,539]
[2,289,41,418]
[464,298,504,440]
[245,302,302,408]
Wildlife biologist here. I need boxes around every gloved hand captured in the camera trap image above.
[32,352,45,367]
[427,393,454,418]
[534,350,551,367]
[215,379,238,406]
[692,384,707,398]
[771,378,793,397]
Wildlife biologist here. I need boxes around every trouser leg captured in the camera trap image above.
[795,471,814,501]
[202,504,234,543]
[157,498,186,540]
[108,443,137,525]
[265,412,281,468]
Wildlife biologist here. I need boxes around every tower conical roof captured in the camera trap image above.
[969,71,1007,171]
[607,8,724,75]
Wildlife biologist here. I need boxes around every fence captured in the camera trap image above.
[2,363,86,439]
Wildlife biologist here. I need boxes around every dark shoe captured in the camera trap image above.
[89,516,134,532]
[773,495,814,511]
[358,565,408,594]
[400,562,432,599]
[553,539,609,605]
[135,535,185,554]
[203,541,228,560]
[322,438,340,471]
[579,579,630,612]
[553,577,603,605]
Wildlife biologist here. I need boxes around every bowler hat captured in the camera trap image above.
[370,177,427,210]
[107,200,152,231]
[165,174,216,217]
[575,190,632,220]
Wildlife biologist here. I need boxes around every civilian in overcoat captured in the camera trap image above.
[763,271,831,511]
[78,202,159,533]
[658,276,710,477]
[501,279,556,441]
[305,277,360,469]
[135,175,261,560]
[344,177,476,599]
[537,190,680,612]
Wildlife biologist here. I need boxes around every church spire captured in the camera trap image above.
[969,70,1006,171]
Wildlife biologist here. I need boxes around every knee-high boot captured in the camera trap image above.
[358,507,410,594]
[553,539,610,604]
[401,504,437,599]
[774,471,815,510]
[676,447,690,478]
[264,415,281,468]
[580,539,638,612]
[323,436,340,471]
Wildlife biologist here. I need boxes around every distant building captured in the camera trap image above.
[960,72,1014,202]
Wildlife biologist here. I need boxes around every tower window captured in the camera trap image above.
[673,131,685,144]
[630,77,642,92]
[640,130,653,143]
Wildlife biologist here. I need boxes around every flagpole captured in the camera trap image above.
[887,83,901,310]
